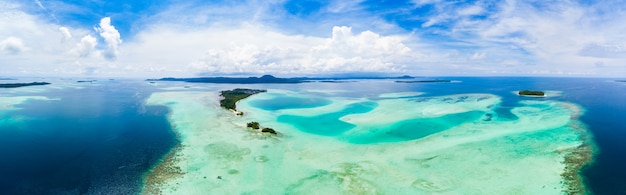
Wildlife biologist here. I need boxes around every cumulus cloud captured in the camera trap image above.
[59,27,72,41]
[191,44,283,73]
[95,17,122,60]
[0,36,26,54]
[189,26,412,74]
[307,26,411,72]
[66,17,122,61]
[73,35,98,57]
[317,26,411,57]
[3,0,626,77]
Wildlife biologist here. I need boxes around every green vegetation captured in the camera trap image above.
[261,128,277,135]
[247,122,260,129]
[518,90,545,96]
[246,121,278,135]
[0,82,50,88]
[219,88,266,110]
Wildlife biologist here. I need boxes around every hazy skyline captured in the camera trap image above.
[1,0,625,78]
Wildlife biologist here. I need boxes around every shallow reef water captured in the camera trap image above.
[143,81,593,194]
[3,77,625,194]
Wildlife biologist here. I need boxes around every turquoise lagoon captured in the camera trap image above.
[2,77,626,194]
[144,79,598,194]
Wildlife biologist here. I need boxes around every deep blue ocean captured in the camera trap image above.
[0,77,624,194]
[0,80,177,194]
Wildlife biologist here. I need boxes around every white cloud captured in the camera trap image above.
[34,0,45,10]
[414,1,487,28]
[458,5,484,16]
[470,52,486,60]
[438,0,626,76]
[326,0,365,13]
[2,0,625,77]
[0,2,78,76]
[188,26,413,75]
[320,26,411,57]
[3,1,417,77]
[0,36,26,54]
[578,43,626,58]
[73,35,98,57]
[95,17,122,60]
[307,26,412,72]
[412,0,443,6]
[0,4,122,77]
[59,27,72,41]
[34,0,59,23]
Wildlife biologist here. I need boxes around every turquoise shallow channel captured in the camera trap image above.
[346,111,486,144]
[247,92,499,144]
[277,101,378,136]
[248,94,331,111]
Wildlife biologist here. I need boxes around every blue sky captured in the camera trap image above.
[1,0,625,77]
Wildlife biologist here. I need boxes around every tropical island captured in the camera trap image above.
[518,90,546,97]
[247,121,278,135]
[0,82,50,88]
[219,88,267,114]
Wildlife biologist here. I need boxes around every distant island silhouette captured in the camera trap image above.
[0,82,50,88]
[518,90,545,97]
[395,79,452,83]
[150,75,302,84]
[147,75,416,84]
